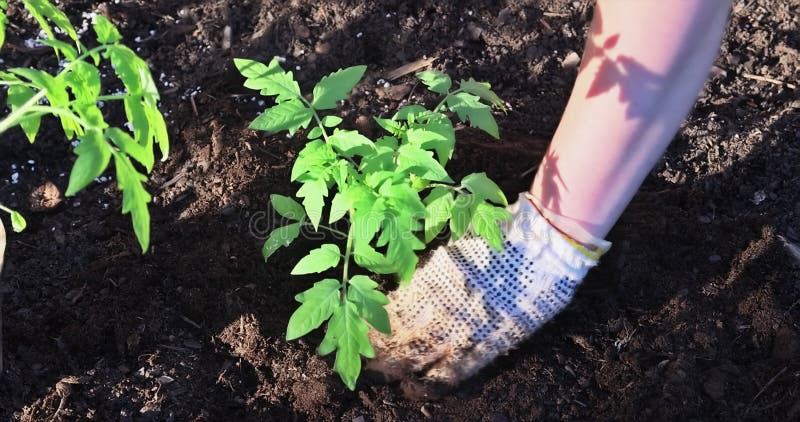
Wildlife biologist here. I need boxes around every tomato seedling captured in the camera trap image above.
[236,58,509,389]
[0,0,169,251]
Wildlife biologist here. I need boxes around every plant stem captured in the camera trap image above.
[96,94,128,102]
[315,223,348,237]
[298,97,331,143]
[434,89,461,113]
[340,218,355,301]
[0,204,13,215]
[27,106,91,129]
[0,89,47,135]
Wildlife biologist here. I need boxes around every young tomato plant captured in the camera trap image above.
[236,58,509,389]
[0,0,169,251]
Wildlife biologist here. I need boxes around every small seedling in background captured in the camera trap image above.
[237,58,508,389]
[0,0,169,251]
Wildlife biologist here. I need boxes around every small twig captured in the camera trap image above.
[741,72,797,90]
[189,94,199,117]
[180,315,202,330]
[543,12,571,17]
[750,366,787,404]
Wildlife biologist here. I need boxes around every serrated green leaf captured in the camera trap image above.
[112,150,152,252]
[262,222,302,261]
[311,65,366,110]
[7,85,42,143]
[461,172,507,205]
[10,211,26,232]
[270,194,306,221]
[423,186,454,242]
[106,44,161,105]
[235,58,301,103]
[379,181,426,216]
[373,117,404,136]
[416,70,451,94]
[66,129,111,196]
[318,301,373,390]
[393,105,428,121]
[321,115,343,127]
[286,278,340,340]
[291,243,341,275]
[0,1,7,50]
[450,193,478,240]
[64,61,101,103]
[347,275,390,334]
[472,202,512,251]
[9,68,76,136]
[396,144,452,182]
[105,127,152,170]
[329,191,350,223]
[329,130,375,157]
[291,140,336,181]
[407,120,456,166]
[459,78,506,111]
[352,241,395,274]
[249,98,313,136]
[446,92,499,139]
[38,39,77,60]
[296,178,328,230]
[307,126,323,140]
[388,235,422,283]
[21,0,79,44]
[93,14,122,44]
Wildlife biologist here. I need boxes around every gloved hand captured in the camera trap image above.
[367,193,610,398]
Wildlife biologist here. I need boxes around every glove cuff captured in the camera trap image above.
[506,193,611,277]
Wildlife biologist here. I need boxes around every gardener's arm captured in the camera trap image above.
[529,0,732,246]
[369,0,732,398]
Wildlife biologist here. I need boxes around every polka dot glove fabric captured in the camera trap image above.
[367,193,611,397]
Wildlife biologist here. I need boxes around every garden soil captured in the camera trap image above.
[1,0,799,420]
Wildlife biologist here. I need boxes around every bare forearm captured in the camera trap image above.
[530,0,731,245]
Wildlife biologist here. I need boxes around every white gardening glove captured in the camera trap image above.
[367,193,610,398]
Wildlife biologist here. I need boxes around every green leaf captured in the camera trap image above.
[423,186,454,242]
[21,0,79,44]
[407,120,456,166]
[373,117,403,136]
[296,178,328,230]
[270,194,306,221]
[38,39,77,60]
[472,202,512,251]
[446,92,499,139]
[416,70,451,94]
[329,130,375,157]
[64,61,101,103]
[459,78,506,111]
[66,129,111,196]
[112,151,152,252]
[93,14,122,44]
[318,301,374,390]
[0,0,7,50]
[352,241,395,274]
[262,222,302,261]
[6,85,42,143]
[106,45,160,105]
[291,243,341,275]
[461,172,507,205]
[8,68,76,138]
[286,278,340,340]
[10,211,26,232]
[329,191,350,223]
[347,275,390,334]
[291,140,336,181]
[396,144,452,182]
[249,98,313,136]
[234,58,301,103]
[393,105,428,121]
[321,115,343,127]
[311,65,367,110]
[307,126,323,140]
[450,193,478,240]
[388,235,422,283]
[105,127,152,170]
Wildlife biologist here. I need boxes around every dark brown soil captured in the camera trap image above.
[1,0,799,420]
